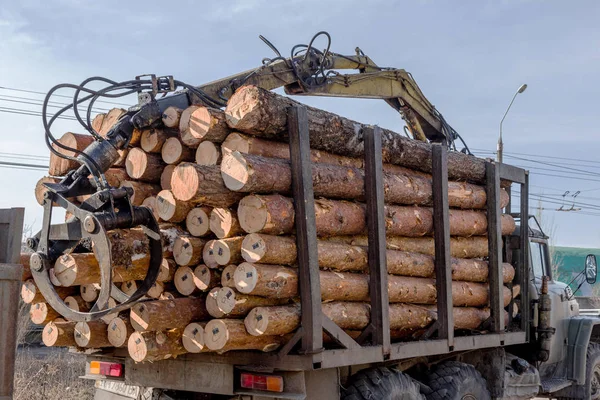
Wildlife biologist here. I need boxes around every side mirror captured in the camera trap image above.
[585,254,597,285]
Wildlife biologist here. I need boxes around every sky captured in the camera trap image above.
[0,0,599,247]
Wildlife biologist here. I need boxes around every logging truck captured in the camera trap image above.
[18,32,600,400]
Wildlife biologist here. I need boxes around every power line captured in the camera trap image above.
[0,160,48,170]
[0,96,108,113]
[0,85,131,107]
[0,106,79,121]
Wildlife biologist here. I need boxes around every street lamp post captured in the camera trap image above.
[497,84,528,163]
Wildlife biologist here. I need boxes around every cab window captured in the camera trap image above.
[530,241,546,279]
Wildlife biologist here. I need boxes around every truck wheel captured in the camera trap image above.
[341,366,425,400]
[557,343,600,400]
[426,361,490,400]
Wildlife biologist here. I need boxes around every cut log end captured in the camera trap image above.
[221,150,249,191]
[162,137,193,165]
[210,208,242,239]
[240,233,268,263]
[182,322,206,353]
[206,287,225,318]
[80,283,100,302]
[43,320,76,347]
[107,317,133,348]
[186,207,212,237]
[141,196,161,222]
[221,265,237,288]
[156,190,192,223]
[244,307,270,336]
[125,148,163,182]
[194,264,218,291]
[128,331,150,362]
[174,266,197,296]
[162,106,182,128]
[196,141,221,166]
[233,263,258,294]
[203,319,230,351]
[160,164,176,191]
[173,236,205,266]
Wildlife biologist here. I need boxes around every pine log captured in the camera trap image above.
[74,321,111,348]
[202,240,220,269]
[159,291,179,301]
[241,233,515,283]
[128,330,186,362]
[20,280,75,304]
[107,316,134,348]
[162,106,182,128]
[215,287,285,317]
[30,302,59,325]
[157,258,177,282]
[121,280,138,296]
[171,163,243,206]
[196,141,222,165]
[234,263,298,298]
[156,190,193,223]
[35,176,61,206]
[221,265,237,287]
[102,228,151,270]
[203,319,283,353]
[130,297,209,332]
[238,194,515,237]
[245,304,301,336]
[237,194,295,235]
[206,287,225,318]
[173,236,206,266]
[21,253,32,281]
[182,322,207,353]
[213,237,245,266]
[142,196,161,222]
[49,268,61,286]
[79,283,99,305]
[141,128,177,153]
[147,281,167,299]
[100,297,119,324]
[126,148,164,183]
[98,108,127,137]
[65,295,90,312]
[222,152,509,209]
[174,266,202,296]
[162,137,195,164]
[186,206,213,237]
[114,149,129,168]
[210,208,243,239]
[49,132,95,176]
[180,106,230,148]
[54,253,148,286]
[174,265,218,295]
[194,265,221,292]
[225,85,487,182]
[42,320,77,347]
[92,113,104,134]
[121,180,161,206]
[160,164,176,190]
[329,235,491,258]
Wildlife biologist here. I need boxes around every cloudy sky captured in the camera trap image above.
[1,0,599,248]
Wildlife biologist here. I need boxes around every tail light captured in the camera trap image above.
[89,361,124,378]
[240,372,284,392]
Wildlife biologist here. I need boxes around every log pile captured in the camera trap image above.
[27,85,519,363]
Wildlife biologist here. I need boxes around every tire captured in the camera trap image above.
[556,342,600,400]
[426,361,491,400]
[342,366,425,400]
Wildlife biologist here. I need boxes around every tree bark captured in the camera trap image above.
[49,132,95,176]
[160,223,187,259]
[171,163,243,206]
[141,128,177,153]
[74,321,111,348]
[162,137,195,164]
[182,322,208,353]
[42,320,77,346]
[203,319,283,353]
[125,148,164,183]
[202,240,220,269]
[186,206,213,237]
[241,234,514,283]
[107,315,134,348]
[215,287,285,317]
[173,236,206,266]
[128,330,187,362]
[222,152,508,209]
[196,141,222,165]
[130,297,209,332]
[225,85,487,182]
[54,252,148,287]
[213,237,245,266]
[210,208,243,239]
[234,263,299,298]
[328,235,491,258]
[120,180,161,206]
[162,106,182,128]
[160,164,176,190]
[21,253,32,281]
[238,194,514,237]
[220,264,237,288]
[180,106,230,148]
[156,189,193,223]
[30,302,59,325]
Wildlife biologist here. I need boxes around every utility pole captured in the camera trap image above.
[498,84,528,163]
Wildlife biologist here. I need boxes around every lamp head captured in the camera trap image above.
[518,84,528,94]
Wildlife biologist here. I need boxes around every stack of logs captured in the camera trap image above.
[25,85,519,362]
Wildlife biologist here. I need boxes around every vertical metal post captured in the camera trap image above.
[432,145,454,348]
[288,106,323,354]
[486,162,505,333]
[0,208,24,400]
[520,173,530,337]
[363,126,390,355]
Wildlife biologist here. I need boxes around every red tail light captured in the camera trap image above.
[240,372,284,392]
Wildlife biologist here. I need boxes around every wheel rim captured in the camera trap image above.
[461,395,476,400]
[592,364,600,399]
